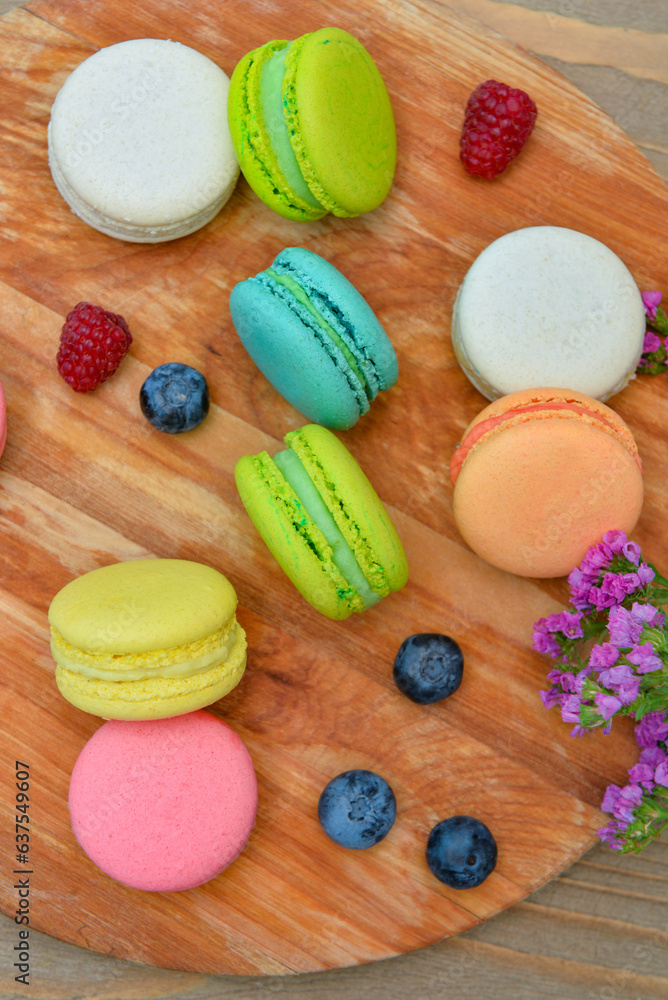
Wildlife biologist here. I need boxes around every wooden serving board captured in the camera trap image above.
[1,0,668,977]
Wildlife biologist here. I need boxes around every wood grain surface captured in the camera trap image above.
[1,0,668,997]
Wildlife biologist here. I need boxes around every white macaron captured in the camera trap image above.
[451,226,646,401]
[48,38,239,243]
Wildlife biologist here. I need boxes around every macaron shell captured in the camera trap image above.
[284,28,396,217]
[235,451,363,620]
[272,247,398,393]
[455,387,640,459]
[451,227,645,401]
[230,277,365,429]
[230,246,398,430]
[68,712,257,892]
[453,413,643,578]
[48,559,238,654]
[286,424,408,595]
[48,39,239,242]
[227,41,326,222]
[54,621,247,720]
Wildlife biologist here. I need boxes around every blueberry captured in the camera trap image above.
[426,816,497,888]
[393,633,463,704]
[318,769,396,849]
[139,363,209,433]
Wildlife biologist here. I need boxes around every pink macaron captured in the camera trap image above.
[68,711,257,891]
[0,377,6,457]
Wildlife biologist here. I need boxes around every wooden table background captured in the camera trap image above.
[1,1,667,998]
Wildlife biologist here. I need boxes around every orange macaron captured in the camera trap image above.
[450,388,643,578]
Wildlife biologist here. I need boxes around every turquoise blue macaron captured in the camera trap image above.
[228,247,398,429]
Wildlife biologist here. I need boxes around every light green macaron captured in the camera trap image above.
[227,27,397,221]
[235,425,408,619]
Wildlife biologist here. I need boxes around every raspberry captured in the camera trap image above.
[460,79,537,180]
[57,302,132,392]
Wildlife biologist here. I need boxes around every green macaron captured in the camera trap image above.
[235,425,408,619]
[227,27,397,221]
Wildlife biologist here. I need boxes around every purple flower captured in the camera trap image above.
[566,540,625,608]
[543,610,584,638]
[632,602,664,627]
[601,783,622,813]
[560,694,583,724]
[598,662,633,688]
[642,290,662,320]
[574,539,614,580]
[588,571,642,609]
[622,540,642,566]
[643,330,662,354]
[539,687,562,709]
[589,643,619,669]
[637,563,656,588]
[560,611,585,638]
[629,762,655,790]
[568,570,596,610]
[598,822,622,847]
[532,629,561,656]
[618,676,641,704]
[627,642,663,674]
[608,603,660,648]
[612,783,644,823]
[655,760,668,786]
[640,744,667,769]
[585,545,612,571]
[559,672,580,693]
[587,585,617,611]
[533,610,586,653]
[600,571,642,604]
[607,606,635,647]
[602,530,628,554]
[635,712,668,749]
[594,692,623,720]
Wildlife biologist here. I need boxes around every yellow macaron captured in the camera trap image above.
[48,559,247,720]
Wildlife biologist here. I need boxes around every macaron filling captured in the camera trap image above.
[259,44,323,211]
[450,397,642,485]
[281,32,350,217]
[273,448,381,608]
[254,271,370,417]
[263,267,370,393]
[50,619,241,682]
[271,252,391,398]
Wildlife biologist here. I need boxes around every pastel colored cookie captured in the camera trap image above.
[235,424,408,619]
[0,377,6,457]
[451,227,646,401]
[228,27,396,220]
[450,388,643,578]
[229,247,398,429]
[48,39,239,242]
[49,559,247,720]
[68,711,257,891]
